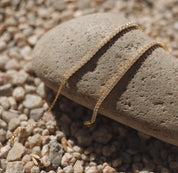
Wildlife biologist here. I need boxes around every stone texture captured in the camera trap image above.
[49,140,64,168]
[7,143,26,161]
[0,84,13,96]
[32,13,178,146]
[5,161,24,173]
[23,94,43,109]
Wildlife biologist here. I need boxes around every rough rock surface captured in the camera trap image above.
[33,13,178,146]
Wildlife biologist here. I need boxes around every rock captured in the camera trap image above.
[29,108,44,121]
[0,96,10,110]
[0,84,12,96]
[28,35,38,46]
[23,161,34,173]
[5,161,24,173]
[74,160,84,173]
[5,59,20,70]
[0,129,6,143]
[49,140,64,168]
[7,143,26,161]
[86,166,98,173]
[30,166,40,173]
[52,0,66,11]
[36,82,46,98]
[63,165,73,173]
[103,165,116,173]
[28,134,42,148]
[11,70,28,85]
[32,13,178,146]
[12,86,25,101]
[40,155,51,167]
[0,119,7,129]
[23,94,43,109]
[20,46,32,61]
[2,110,19,123]
[0,144,11,158]
[0,73,11,85]
[0,40,6,51]
[0,55,9,70]
[61,153,73,167]
[8,117,20,131]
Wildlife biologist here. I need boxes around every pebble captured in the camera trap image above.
[5,59,20,70]
[61,153,73,167]
[23,94,43,109]
[20,46,32,61]
[49,141,64,168]
[103,165,116,173]
[8,117,20,131]
[11,70,28,85]
[0,73,11,85]
[29,108,44,121]
[36,82,46,98]
[63,165,73,173]
[28,134,42,148]
[0,129,7,143]
[5,161,24,173]
[24,84,36,93]
[0,40,6,51]
[85,166,98,173]
[31,166,40,173]
[7,143,26,161]
[28,35,38,46]
[52,0,66,11]
[12,86,25,101]
[0,97,10,110]
[40,155,51,167]
[0,55,9,70]
[0,84,12,96]
[73,160,84,173]
[2,110,19,123]
[23,161,34,173]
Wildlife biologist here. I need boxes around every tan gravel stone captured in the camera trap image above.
[23,94,43,109]
[7,142,26,161]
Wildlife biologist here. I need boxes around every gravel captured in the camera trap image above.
[0,0,177,173]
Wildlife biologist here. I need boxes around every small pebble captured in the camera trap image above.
[28,134,42,148]
[12,87,25,101]
[23,94,43,109]
[29,108,44,121]
[40,155,51,167]
[5,59,20,70]
[0,129,7,143]
[23,161,34,173]
[8,117,20,131]
[1,110,19,123]
[7,143,26,161]
[73,160,84,173]
[63,165,73,173]
[49,141,64,168]
[5,161,24,173]
[31,166,40,173]
[0,119,7,129]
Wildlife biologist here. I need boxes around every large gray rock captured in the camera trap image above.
[32,13,178,146]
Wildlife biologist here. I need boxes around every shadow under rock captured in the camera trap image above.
[45,91,178,173]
